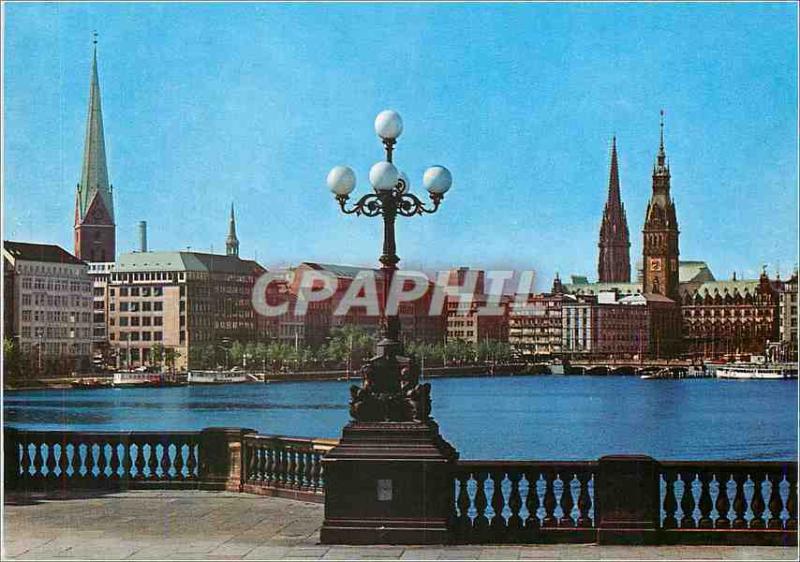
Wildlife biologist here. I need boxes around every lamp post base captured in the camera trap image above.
[320,420,458,545]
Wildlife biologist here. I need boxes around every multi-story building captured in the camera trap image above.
[443,268,507,346]
[680,270,781,358]
[508,292,566,358]
[3,241,93,374]
[778,271,798,360]
[446,294,508,346]
[88,261,114,357]
[562,292,649,358]
[290,262,445,347]
[108,242,268,370]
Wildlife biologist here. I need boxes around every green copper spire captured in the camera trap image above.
[77,35,114,222]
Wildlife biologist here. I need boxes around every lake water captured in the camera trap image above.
[4,375,797,460]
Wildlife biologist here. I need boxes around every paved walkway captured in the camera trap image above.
[3,490,797,560]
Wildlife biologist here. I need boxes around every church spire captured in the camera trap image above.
[226,203,239,257]
[78,33,113,222]
[608,135,621,205]
[598,136,631,283]
[74,34,116,262]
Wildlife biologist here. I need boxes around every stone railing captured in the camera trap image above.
[5,428,202,489]
[241,433,337,502]
[5,428,797,545]
[452,456,797,546]
[4,427,334,502]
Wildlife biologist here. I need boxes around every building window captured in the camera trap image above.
[131,287,140,297]
[120,317,129,327]
[120,302,129,312]
[142,302,152,312]
[154,317,163,326]
[131,317,140,327]
[120,287,128,297]
[154,331,163,341]
[154,302,163,312]
[142,317,151,327]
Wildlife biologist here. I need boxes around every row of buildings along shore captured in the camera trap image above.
[3,46,798,375]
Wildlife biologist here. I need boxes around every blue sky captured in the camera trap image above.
[4,3,797,289]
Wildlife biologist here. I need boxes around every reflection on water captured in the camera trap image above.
[4,376,797,460]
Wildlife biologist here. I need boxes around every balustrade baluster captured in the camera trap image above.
[506,470,523,540]
[697,471,713,528]
[767,472,785,529]
[56,441,68,480]
[174,442,185,480]
[186,442,198,479]
[287,449,297,488]
[559,472,576,527]
[85,443,97,480]
[473,471,490,540]
[455,471,472,538]
[732,471,747,529]
[750,472,766,529]
[133,441,145,479]
[109,442,121,481]
[662,470,678,529]
[298,451,308,489]
[263,443,275,485]
[146,442,159,480]
[159,442,172,480]
[20,442,32,478]
[312,452,322,491]
[256,446,266,484]
[576,472,593,528]
[524,471,540,532]
[679,472,697,528]
[784,469,797,530]
[44,439,57,481]
[120,440,132,480]
[488,469,506,539]
[277,447,287,486]
[97,441,108,481]
[304,451,314,490]
[32,440,44,480]
[714,472,731,529]
[542,470,558,527]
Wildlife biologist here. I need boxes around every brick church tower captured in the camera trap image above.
[642,111,680,300]
[597,137,631,282]
[74,38,115,262]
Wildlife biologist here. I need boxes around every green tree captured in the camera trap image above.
[230,341,245,367]
[151,343,165,368]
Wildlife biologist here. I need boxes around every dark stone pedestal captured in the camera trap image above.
[320,420,458,545]
[595,455,660,545]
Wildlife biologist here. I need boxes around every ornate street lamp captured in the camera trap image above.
[326,109,452,422]
[321,111,458,545]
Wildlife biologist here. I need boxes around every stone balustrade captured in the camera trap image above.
[4,427,796,546]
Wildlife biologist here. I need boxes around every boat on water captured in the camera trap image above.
[112,371,186,388]
[187,370,256,385]
[70,377,112,389]
[715,363,797,380]
[548,358,570,375]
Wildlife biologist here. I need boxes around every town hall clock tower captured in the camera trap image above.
[642,112,680,300]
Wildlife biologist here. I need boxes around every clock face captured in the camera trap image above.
[649,258,662,272]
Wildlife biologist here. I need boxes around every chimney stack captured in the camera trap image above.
[138,221,148,253]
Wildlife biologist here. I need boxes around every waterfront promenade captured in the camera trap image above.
[3,490,797,560]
